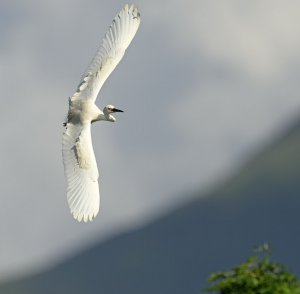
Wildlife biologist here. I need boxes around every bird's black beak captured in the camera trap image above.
[113,108,124,113]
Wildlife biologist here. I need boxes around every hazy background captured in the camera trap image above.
[1,0,300,281]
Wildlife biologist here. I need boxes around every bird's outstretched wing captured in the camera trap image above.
[71,4,141,103]
[62,123,99,222]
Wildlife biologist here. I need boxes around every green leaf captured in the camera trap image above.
[205,243,300,294]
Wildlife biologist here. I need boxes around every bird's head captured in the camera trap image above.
[103,104,124,122]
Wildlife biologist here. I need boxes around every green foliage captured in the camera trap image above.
[206,243,300,294]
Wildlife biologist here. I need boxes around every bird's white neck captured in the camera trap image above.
[92,112,115,123]
[104,113,116,122]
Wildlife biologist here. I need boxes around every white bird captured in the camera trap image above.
[62,4,141,222]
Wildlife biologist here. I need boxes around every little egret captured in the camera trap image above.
[62,4,141,222]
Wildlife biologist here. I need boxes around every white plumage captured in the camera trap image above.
[62,4,141,222]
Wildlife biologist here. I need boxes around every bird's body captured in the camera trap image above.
[62,4,140,222]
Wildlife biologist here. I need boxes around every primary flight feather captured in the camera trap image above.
[62,4,141,222]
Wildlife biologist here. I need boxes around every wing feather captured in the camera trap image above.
[62,123,100,222]
[71,4,141,103]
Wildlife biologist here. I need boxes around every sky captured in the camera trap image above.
[2,0,300,280]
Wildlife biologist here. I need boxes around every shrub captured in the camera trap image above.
[206,243,300,294]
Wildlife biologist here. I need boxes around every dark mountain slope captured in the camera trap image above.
[2,120,300,294]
